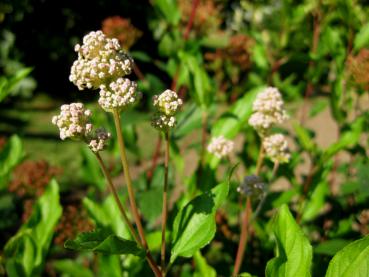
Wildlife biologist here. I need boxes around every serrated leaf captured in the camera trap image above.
[65,229,144,257]
[266,204,312,277]
[326,235,369,277]
[170,182,228,263]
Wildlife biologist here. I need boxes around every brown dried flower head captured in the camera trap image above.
[347,49,369,88]
[102,16,142,50]
[179,0,222,36]
[54,204,94,246]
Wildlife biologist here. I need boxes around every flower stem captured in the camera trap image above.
[93,151,161,277]
[112,109,161,277]
[233,196,252,276]
[233,145,264,276]
[161,131,170,275]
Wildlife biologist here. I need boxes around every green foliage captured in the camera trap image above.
[266,205,312,277]
[0,67,32,102]
[326,235,369,277]
[4,180,62,277]
[65,229,144,257]
[53,259,94,277]
[170,182,228,263]
[0,134,23,188]
[193,251,216,277]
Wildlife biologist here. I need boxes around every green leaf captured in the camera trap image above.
[65,229,144,257]
[0,67,32,102]
[130,51,152,63]
[194,251,216,277]
[83,196,130,238]
[309,98,328,118]
[0,135,23,177]
[153,0,181,25]
[170,182,229,263]
[174,103,202,139]
[354,23,369,51]
[322,117,364,162]
[179,51,212,108]
[53,259,94,277]
[4,180,62,276]
[293,123,317,153]
[266,204,312,277]
[301,181,329,222]
[326,235,369,277]
[314,239,351,256]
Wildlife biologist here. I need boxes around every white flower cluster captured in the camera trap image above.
[70,30,133,90]
[263,134,290,164]
[98,78,140,111]
[153,89,183,116]
[52,103,110,152]
[52,103,92,140]
[151,113,176,131]
[248,87,288,136]
[151,90,182,131]
[88,128,111,153]
[207,135,234,159]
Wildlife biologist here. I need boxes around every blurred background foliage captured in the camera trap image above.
[1,0,369,276]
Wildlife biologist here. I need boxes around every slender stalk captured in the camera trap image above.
[94,152,161,277]
[147,136,162,182]
[161,131,170,275]
[233,146,264,276]
[112,109,162,277]
[251,162,279,223]
[183,0,200,40]
[255,145,264,175]
[200,110,208,166]
[94,152,140,242]
[233,197,252,276]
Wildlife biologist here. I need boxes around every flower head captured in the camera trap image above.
[70,30,133,90]
[248,87,288,136]
[263,133,290,164]
[207,135,234,159]
[52,103,93,140]
[151,113,176,131]
[98,78,140,112]
[151,89,182,131]
[88,128,111,153]
[52,103,111,152]
[153,89,183,116]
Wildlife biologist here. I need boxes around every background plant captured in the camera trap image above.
[0,0,369,276]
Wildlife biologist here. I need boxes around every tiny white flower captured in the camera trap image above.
[207,135,234,159]
[263,133,290,164]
